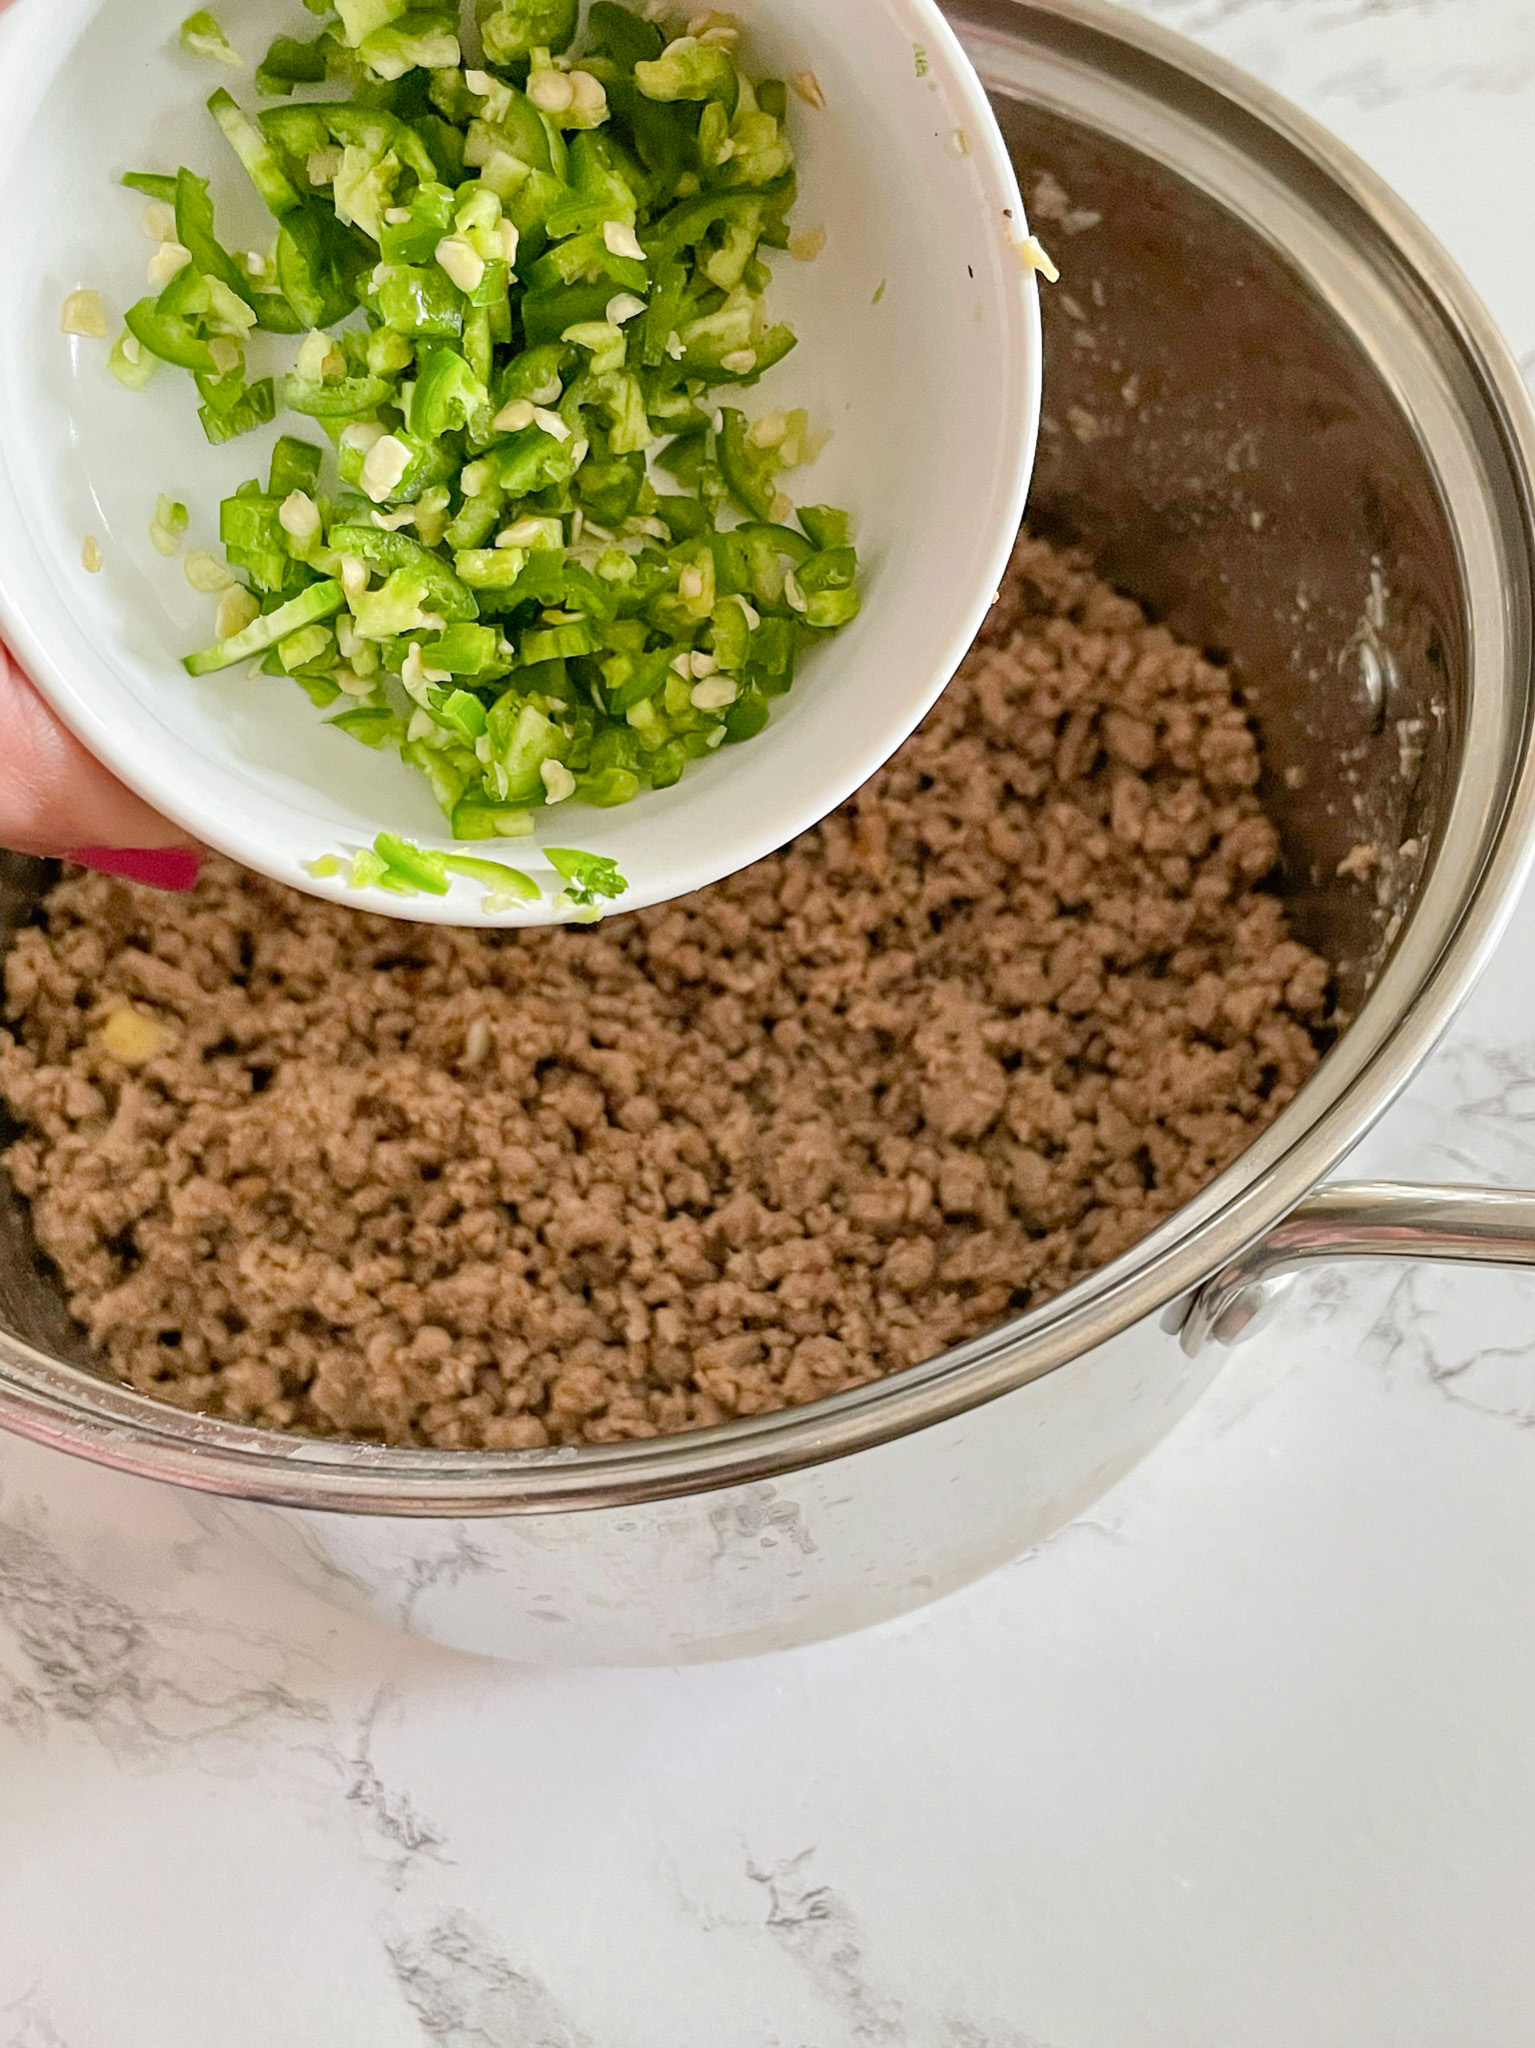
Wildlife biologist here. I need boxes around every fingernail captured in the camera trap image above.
[69,847,203,892]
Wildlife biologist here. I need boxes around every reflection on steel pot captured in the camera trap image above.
[4,0,1535,1664]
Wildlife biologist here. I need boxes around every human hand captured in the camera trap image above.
[0,640,200,889]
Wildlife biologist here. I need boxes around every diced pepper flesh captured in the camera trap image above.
[110,1,861,840]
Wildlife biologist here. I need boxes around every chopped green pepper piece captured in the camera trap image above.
[798,505,851,553]
[451,800,535,841]
[347,847,393,888]
[331,706,409,749]
[124,298,219,375]
[433,689,489,740]
[426,623,501,675]
[454,548,531,591]
[485,697,565,802]
[351,567,438,638]
[478,0,580,65]
[546,847,627,905]
[587,1,664,70]
[173,168,253,305]
[376,264,465,339]
[442,851,540,902]
[180,12,242,68]
[329,524,480,620]
[288,102,440,186]
[357,12,461,82]
[634,39,738,110]
[134,0,861,830]
[219,493,288,593]
[208,88,302,217]
[797,545,862,631]
[736,520,815,566]
[278,203,369,329]
[198,373,276,445]
[336,0,407,47]
[269,435,324,500]
[375,831,451,893]
[255,31,330,97]
[278,371,394,417]
[409,347,489,440]
[279,623,335,671]
[184,580,345,675]
[122,170,182,204]
[717,407,780,521]
[379,182,457,265]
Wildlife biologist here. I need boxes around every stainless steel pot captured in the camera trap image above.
[3,0,1535,1664]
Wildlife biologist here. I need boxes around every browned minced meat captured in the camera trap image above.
[0,534,1331,1450]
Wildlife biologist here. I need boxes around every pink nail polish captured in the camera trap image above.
[68,847,202,892]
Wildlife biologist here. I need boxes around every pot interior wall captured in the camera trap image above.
[995,95,1458,997]
[0,88,1466,1378]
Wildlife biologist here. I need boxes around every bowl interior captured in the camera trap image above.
[0,0,1038,926]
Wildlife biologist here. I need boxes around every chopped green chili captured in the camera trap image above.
[208,87,302,217]
[375,831,452,893]
[255,32,331,98]
[441,851,540,903]
[122,170,182,204]
[180,12,242,68]
[183,580,345,674]
[309,833,619,916]
[546,847,627,905]
[109,0,861,840]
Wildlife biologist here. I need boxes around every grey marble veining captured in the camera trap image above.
[339,1687,452,1887]
[387,1918,592,2048]
[0,1494,329,1759]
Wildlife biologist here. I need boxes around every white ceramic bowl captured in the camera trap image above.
[0,0,1040,925]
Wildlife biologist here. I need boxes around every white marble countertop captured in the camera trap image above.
[8,3,1535,2043]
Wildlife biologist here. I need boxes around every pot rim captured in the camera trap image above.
[3,0,1535,1516]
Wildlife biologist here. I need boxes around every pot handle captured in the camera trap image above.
[1180,1182,1535,1354]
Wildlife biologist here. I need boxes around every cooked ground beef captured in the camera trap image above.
[0,532,1331,1449]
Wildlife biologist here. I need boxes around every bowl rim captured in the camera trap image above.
[0,0,1042,931]
[2,0,1534,1515]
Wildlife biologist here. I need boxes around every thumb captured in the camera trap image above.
[0,640,199,869]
